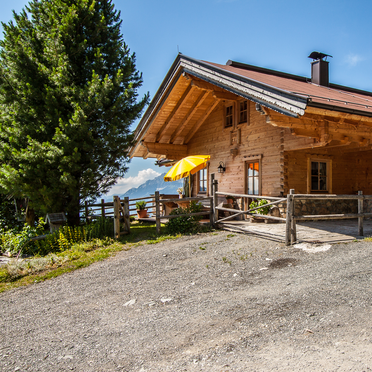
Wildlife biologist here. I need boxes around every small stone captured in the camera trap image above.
[259,267,268,271]
[124,299,136,307]
[160,298,172,303]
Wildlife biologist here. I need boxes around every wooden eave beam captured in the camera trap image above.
[212,91,239,100]
[142,142,188,158]
[155,83,195,142]
[190,76,238,100]
[305,106,372,125]
[168,90,210,144]
[182,98,221,144]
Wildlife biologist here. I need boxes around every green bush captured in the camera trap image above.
[249,199,270,215]
[0,217,114,257]
[166,201,204,234]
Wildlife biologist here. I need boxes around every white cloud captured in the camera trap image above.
[107,168,161,196]
[345,53,364,67]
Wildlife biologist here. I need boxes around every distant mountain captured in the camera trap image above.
[119,173,183,200]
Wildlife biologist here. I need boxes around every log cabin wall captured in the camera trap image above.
[285,148,372,195]
[187,100,285,197]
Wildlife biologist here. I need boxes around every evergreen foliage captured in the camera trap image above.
[0,0,148,225]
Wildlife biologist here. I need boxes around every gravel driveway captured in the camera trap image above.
[1,231,372,371]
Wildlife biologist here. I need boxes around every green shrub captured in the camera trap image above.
[249,199,270,215]
[166,201,204,234]
[0,217,114,257]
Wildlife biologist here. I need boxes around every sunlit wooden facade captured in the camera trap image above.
[130,54,372,197]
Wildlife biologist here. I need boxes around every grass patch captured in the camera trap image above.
[0,222,182,293]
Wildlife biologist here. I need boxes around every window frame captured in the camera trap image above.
[224,103,234,128]
[238,99,249,125]
[198,167,208,195]
[307,158,332,193]
[245,157,262,196]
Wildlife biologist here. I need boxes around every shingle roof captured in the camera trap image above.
[205,60,372,117]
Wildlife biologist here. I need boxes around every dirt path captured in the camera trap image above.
[1,231,372,371]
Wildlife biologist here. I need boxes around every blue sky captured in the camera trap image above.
[2,0,372,195]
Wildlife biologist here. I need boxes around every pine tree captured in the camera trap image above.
[0,0,148,225]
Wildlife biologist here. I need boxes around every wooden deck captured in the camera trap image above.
[219,219,372,244]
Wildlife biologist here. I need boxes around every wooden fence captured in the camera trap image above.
[287,190,372,245]
[153,191,213,234]
[80,192,213,238]
[81,183,371,244]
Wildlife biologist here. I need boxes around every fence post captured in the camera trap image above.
[213,180,218,223]
[290,190,296,244]
[113,196,120,239]
[209,196,214,226]
[123,197,130,234]
[285,189,295,246]
[155,191,161,234]
[358,190,363,236]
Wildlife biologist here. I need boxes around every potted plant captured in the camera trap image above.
[177,187,184,199]
[225,195,235,204]
[136,200,148,218]
[249,199,270,222]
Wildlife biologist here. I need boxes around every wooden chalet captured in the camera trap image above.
[130,53,372,207]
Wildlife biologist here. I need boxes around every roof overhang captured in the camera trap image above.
[129,54,309,158]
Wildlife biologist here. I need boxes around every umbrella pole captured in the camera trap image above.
[189,175,191,197]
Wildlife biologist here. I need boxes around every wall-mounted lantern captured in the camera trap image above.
[218,161,226,173]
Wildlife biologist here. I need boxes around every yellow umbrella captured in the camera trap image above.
[164,155,210,182]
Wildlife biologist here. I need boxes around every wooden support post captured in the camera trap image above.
[85,200,89,224]
[101,199,105,218]
[113,196,120,239]
[124,197,130,234]
[358,191,363,236]
[290,190,296,244]
[155,191,161,234]
[209,197,214,226]
[213,180,218,223]
[241,197,245,220]
[285,189,295,246]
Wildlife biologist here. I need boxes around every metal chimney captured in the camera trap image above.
[308,52,332,87]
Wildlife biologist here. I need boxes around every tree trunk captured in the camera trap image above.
[25,207,35,227]
[66,193,81,226]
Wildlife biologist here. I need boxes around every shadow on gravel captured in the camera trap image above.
[269,257,298,269]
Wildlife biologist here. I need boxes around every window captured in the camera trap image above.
[307,158,332,193]
[311,161,327,191]
[239,100,248,124]
[247,161,260,195]
[199,168,207,193]
[225,104,233,128]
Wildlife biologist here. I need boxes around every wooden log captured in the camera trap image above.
[285,189,294,246]
[113,196,120,239]
[294,213,372,221]
[215,191,284,201]
[358,191,363,236]
[123,197,130,234]
[155,191,161,234]
[213,180,218,223]
[161,211,211,219]
[293,194,370,200]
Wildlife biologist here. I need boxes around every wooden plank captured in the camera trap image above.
[182,99,221,144]
[294,213,372,221]
[142,142,187,158]
[155,83,195,142]
[169,90,210,144]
